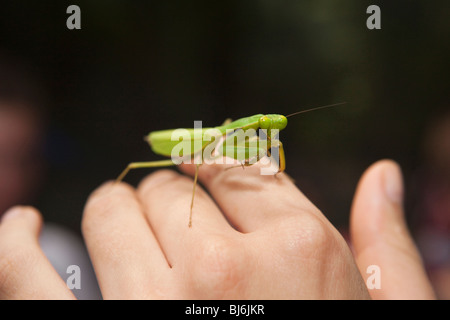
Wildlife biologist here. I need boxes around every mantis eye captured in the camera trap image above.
[259,116,272,129]
[275,116,287,130]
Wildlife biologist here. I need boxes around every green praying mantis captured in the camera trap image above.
[117,102,345,227]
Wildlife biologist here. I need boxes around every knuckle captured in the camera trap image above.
[2,206,43,227]
[275,214,334,260]
[192,236,245,294]
[138,170,179,195]
[82,188,132,235]
[18,206,43,223]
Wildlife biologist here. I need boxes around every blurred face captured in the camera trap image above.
[0,104,44,216]
[421,112,450,232]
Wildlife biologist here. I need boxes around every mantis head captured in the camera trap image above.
[259,114,288,131]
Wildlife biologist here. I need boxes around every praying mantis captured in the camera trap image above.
[117,103,345,227]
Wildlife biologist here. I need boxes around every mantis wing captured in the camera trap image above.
[147,127,214,157]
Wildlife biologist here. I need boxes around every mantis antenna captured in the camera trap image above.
[286,102,347,118]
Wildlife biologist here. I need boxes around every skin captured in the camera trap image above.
[0,159,436,299]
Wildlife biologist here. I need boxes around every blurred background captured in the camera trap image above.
[0,1,448,298]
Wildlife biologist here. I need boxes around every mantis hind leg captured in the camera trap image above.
[116,159,200,228]
[189,164,201,228]
[116,159,176,183]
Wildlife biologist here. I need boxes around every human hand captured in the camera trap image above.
[81,162,369,299]
[0,159,435,299]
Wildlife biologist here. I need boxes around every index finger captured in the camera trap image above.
[0,207,75,299]
[82,182,172,299]
[179,162,322,233]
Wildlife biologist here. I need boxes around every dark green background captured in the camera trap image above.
[1,1,449,234]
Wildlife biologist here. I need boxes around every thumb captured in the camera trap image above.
[350,160,435,299]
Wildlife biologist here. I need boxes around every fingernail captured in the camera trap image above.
[1,206,24,223]
[383,162,404,204]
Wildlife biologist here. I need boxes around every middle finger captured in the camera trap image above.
[137,169,235,267]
